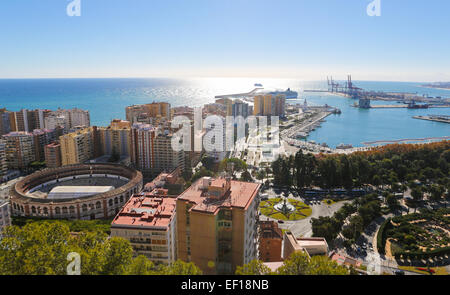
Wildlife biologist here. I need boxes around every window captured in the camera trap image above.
[82,204,88,212]
[55,207,61,214]
[96,201,101,209]
[62,207,68,214]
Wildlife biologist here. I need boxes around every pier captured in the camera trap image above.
[362,136,450,146]
[413,115,450,124]
[370,104,450,109]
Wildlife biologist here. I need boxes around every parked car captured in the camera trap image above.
[278,220,285,224]
[394,270,405,275]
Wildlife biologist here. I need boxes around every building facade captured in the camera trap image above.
[44,108,90,131]
[0,200,11,238]
[60,127,101,165]
[44,142,62,168]
[131,123,184,176]
[259,220,283,262]
[2,131,35,169]
[111,191,177,264]
[253,94,286,117]
[33,129,57,162]
[99,120,132,158]
[126,102,171,124]
[231,100,250,118]
[0,109,12,136]
[176,177,260,274]
[0,140,7,179]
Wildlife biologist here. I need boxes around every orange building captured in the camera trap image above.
[259,220,283,262]
[176,177,261,274]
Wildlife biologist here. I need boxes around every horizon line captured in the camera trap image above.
[0,76,440,84]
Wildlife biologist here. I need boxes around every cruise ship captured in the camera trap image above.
[269,88,298,99]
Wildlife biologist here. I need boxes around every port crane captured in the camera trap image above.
[327,75,363,98]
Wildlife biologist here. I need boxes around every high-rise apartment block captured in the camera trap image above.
[204,116,227,162]
[32,129,57,162]
[131,123,157,173]
[44,114,70,130]
[111,191,177,265]
[231,99,250,118]
[99,120,132,158]
[0,140,8,178]
[131,123,184,176]
[44,142,62,168]
[215,98,233,116]
[126,102,171,124]
[253,94,286,117]
[176,177,260,274]
[2,131,35,169]
[0,109,13,136]
[0,200,11,238]
[10,109,51,132]
[154,131,185,174]
[60,127,100,166]
[44,108,90,130]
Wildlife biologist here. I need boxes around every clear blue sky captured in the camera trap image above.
[1,0,449,81]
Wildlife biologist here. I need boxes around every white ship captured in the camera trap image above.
[336,143,353,149]
[269,88,298,99]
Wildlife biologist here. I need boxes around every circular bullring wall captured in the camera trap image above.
[9,164,143,220]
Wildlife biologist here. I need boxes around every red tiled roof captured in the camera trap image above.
[111,192,176,229]
[177,177,261,214]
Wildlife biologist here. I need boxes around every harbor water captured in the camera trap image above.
[0,78,449,148]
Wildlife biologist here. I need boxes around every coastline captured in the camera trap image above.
[420,85,450,91]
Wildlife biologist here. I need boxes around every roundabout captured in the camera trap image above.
[259,197,312,221]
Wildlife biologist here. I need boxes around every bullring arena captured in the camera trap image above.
[9,164,143,220]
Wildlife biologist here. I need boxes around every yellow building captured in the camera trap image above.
[126,102,171,124]
[99,120,132,158]
[110,119,131,129]
[60,127,99,165]
[215,98,233,116]
[253,94,285,116]
[176,177,260,274]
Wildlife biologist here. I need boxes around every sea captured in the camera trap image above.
[0,78,449,148]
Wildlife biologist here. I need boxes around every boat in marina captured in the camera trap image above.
[336,143,353,149]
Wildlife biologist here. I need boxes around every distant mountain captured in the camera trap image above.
[422,82,450,89]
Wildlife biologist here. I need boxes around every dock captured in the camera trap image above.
[369,104,450,109]
[413,115,450,124]
[363,136,450,146]
[370,105,409,108]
